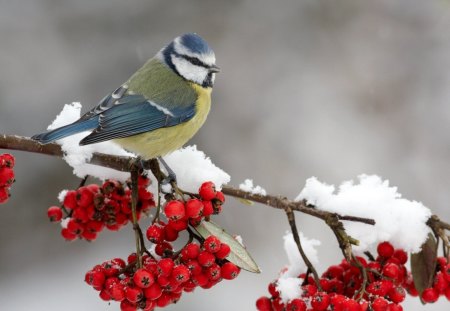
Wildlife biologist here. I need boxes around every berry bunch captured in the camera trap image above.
[256,241,448,311]
[85,236,240,310]
[48,175,155,241]
[146,181,225,250]
[0,153,15,204]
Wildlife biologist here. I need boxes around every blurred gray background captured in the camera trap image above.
[1,0,450,310]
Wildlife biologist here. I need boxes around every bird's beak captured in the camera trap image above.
[209,65,221,73]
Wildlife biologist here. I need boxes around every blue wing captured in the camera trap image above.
[32,85,196,145]
[79,94,196,145]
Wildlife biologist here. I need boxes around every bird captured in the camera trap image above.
[32,33,219,181]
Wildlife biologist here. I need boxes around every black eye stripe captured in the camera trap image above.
[179,54,210,69]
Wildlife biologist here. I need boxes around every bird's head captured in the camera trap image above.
[158,33,219,88]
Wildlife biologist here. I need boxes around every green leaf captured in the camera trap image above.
[411,233,438,298]
[195,220,261,273]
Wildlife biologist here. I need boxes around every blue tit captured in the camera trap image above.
[32,33,220,171]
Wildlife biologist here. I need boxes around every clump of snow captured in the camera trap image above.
[57,190,68,203]
[276,232,321,303]
[46,103,230,190]
[60,217,70,229]
[164,145,230,193]
[49,103,133,181]
[296,174,432,253]
[276,277,303,303]
[239,179,267,196]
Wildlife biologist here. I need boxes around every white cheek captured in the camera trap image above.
[171,55,208,85]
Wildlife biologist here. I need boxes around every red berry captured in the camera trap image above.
[268,281,279,298]
[197,251,216,267]
[221,262,240,280]
[99,289,111,301]
[199,181,216,201]
[172,264,191,284]
[163,224,179,242]
[387,286,406,304]
[215,191,225,203]
[0,153,15,168]
[382,263,401,282]
[164,200,185,220]
[76,186,95,208]
[146,224,165,244]
[144,282,163,300]
[81,230,97,241]
[367,280,392,296]
[206,263,221,281]
[204,235,221,253]
[133,268,154,289]
[421,287,439,303]
[185,199,204,218]
[286,298,307,311]
[215,243,231,259]
[181,242,200,260]
[0,167,14,186]
[61,228,77,241]
[154,241,173,256]
[433,272,448,293]
[202,200,214,216]
[63,190,78,209]
[392,249,408,264]
[311,292,330,310]
[120,300,137,311]
[155,293,172,307]
[47,206,63,222]
[167,219,188,232]
[378,242,395,258]
[157,258,175,277]
[387,303,403,311]
[109,283,126,301]
[191,272,209,287]
[256,296,273,311]
[185,259,202,276]
[138,187,153,201]
[372,297,389,311]
[301,284,318,296]
[340,298,360,311]
[125,286,143,303]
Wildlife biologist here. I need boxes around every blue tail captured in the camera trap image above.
[31,118,98,144]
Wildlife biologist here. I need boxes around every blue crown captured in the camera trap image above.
[179,33,213,55]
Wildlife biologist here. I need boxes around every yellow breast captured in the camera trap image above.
[114,84,212,159]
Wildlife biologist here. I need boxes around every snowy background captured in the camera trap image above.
[1,0,450,310]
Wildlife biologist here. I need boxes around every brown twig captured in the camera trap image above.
[285,207,322,290]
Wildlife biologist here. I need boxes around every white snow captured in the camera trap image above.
[47,103,230,191]
[48,103,133,181]
[238,179,267,196]
[296,174,432,253]
[57,190,68,203]
[281,232,320,279]
[277,232,320,303]
[276,277,303,303]
[163,145,230,193]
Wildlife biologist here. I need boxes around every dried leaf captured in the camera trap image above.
[195,220,261,273]
[411,233,438,297]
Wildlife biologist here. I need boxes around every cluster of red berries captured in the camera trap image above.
[145,181,225,252]
[0,153,15,204]
[85,236,240,311]
[256,241,444,311]
[406,255,450,304]
[47,175,155,241]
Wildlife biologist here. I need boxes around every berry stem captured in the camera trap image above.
[285,207,322,290]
